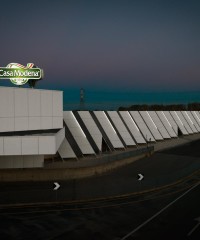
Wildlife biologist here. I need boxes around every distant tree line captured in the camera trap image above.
[118,102,200,111]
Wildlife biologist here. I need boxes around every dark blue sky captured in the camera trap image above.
[0,0,200,92]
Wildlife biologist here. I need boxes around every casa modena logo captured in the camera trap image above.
[0,63,43,85]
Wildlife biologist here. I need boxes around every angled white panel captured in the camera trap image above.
[55,128,65,151]
[162,111,179,135]
[176,111,193,134]
[15,117,28,131]
[29,117,41,130]
[63,111,95,154]
[53,91,63,116]
[181,111,197,133]
[139,111,163,141]
[78,111,102,151]
[41,91,53,117]
[130,111,155,142]
[107,111,136,146]
[119,111,146,144]
[156,111,177,137]
[191,111,200,128]
[169,111,188,135]
[58,138,76,159]
[4,137,21,155]
[148,111,170,139]
[0,118,14,132]
[93,111,124,149]
[28,89,41,116]
[186,111,200,132]
[39,136,56,155]
[14,88,28,117]
[22,137,38,155]
[0,87,14,117]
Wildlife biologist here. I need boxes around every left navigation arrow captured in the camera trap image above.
[53,182,60,191]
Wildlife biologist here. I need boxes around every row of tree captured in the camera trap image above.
[118,103,200,111]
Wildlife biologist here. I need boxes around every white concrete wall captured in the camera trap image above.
[0,155,44,169]
[0,128,65,156]
[0,87,63,132]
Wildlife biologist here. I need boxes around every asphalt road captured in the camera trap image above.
[0,139,200,240]
[0,139,200,204]
[0,178,199,240]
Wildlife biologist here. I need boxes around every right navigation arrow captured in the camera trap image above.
[137,173,144,181]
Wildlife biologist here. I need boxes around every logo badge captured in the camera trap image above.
[0,63,43,86]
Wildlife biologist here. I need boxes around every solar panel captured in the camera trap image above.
[169,111,188,135]
[187,111,200,132]
[139,111,163,140]
[93,111,124,149]
[191,111,200,129]
[148,111,171,139]
[129,111,155,142]
[118,111,146,144]
[107,111,136,146]
[176,111,193,134]
[156,111,177,137]
[63,111,95,155]
[181,111,198,133]
[78,111,103,151]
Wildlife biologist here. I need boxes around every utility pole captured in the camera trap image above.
[80,88,85,110]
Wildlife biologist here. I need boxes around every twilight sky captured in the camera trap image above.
[0,0,200,92]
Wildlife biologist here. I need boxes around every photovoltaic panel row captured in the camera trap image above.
[181,111,198,133]
[139,111,163,141]
[191,111,200,129]
[78,111,103,151]
[169,111,188,135]
[191,111,200,130]
[156,111,177,137]
[196,111,200,126]
[119,111,146,144]
[93,111,124,149]
[162,111,180,135]
[106,111,136,146]
[147,111,171,139]
[63,111,95,155]
[130,111,155,142]
[176,111,193,134]
[186,111,200,132]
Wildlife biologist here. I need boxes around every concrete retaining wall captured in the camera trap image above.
[0,147,154,182]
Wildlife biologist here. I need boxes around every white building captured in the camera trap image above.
[0,86,64,168]
[0,86,200,169]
